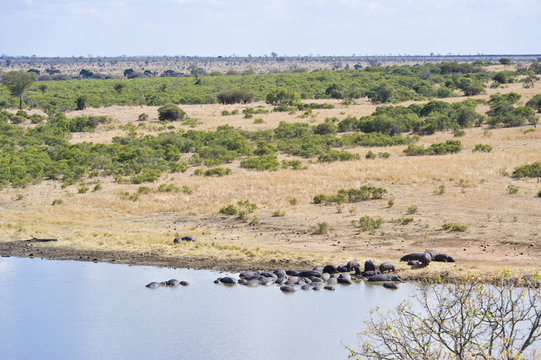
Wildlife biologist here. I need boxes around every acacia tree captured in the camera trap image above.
[1,71,36,110]
[348,278,541,360]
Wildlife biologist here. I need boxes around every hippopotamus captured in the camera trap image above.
[367,274,402,282]
[298,270,322,278]
[312,283,324,291]
[364,260,377,272]
[301,284,312,290]
[434,253,455,262]
[322,265,338,274]
[286,270,300,276]
[313,266,324,272]
[260,272,278,279]
[352,265,362,275]
[245,279,260,287]
[337,265,349,273]
[362,270,381,277]
[275,277,287,285]
[321,273,331,281]
[379,262,395,273]
[145,281,163,288]
[326,277,338,285]
[324,285,336,291]
[240,270,259,278]
[337,273,352,284]
[400,252,431,267]
[238,279,248,285]
[310,276,325,283]
[180,281,189,286]
[280,285,296,293]
[273,269,287,278]
[165,279,180,286]
[260,277,275,286]
[219,277,237,285]
[174,236,196,243]
[346,260,361,271]
[383,282,398,289]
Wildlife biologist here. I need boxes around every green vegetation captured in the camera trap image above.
[357,215,384,233]
[1,71,36,110]
[0,63,491,110]
[507,184,519,194]
[513,162,541,179]
[314,222,329,235]
[473,143,493,152]
[219,200,257,219]
[157,104,186,121]
[314,185,387,204]
[403,140,463,156]
[406,205,418,214]
[442,222,467,232]
[487,93,538,128]
[194,167,232,176]
[272,209,286,217]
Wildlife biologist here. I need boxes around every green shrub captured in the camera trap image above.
[507,184,519,194]
[318,150,359,162]
[272,209,286,217]
[314,222,329,235]
[240,154,279,171]
[434,184,446,195]
[473,144,493,152]
[358,215,384,233]
[289,197,298,205]
[281,160,305,170]
[442,222,467,232]
[400,217,414,225]
[217,89,255,104]
[138,113,149,121]
[365,151,376,159]
[406,205,418,214]
[453,129,466,137]
[253,118,265,124]
[158,183,180,192]
[158,104,186,121]
[137,186,152,194]
[78,186,89,193]
[404,140,462,156]
[221,110,231,116]
[219,204,238,216]
[512,162,541,178]
[378,152,390,159]
[131,169,161,184]
[51,199,63,205]
[314,185,387,204]
[538,189,541,198]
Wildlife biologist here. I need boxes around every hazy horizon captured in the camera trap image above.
[2,0,540,57]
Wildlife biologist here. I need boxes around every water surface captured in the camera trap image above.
[0,257,417,360]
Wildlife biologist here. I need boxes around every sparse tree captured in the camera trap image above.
[349,278,541,360]
[75,95,86,110]
[1,71,36,110]
[265,87,301,106]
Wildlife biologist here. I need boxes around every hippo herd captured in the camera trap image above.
[213,260,402,293]
[147,247,456,293]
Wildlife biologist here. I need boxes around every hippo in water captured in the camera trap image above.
[367,274,402,282]
[145,282,164,288]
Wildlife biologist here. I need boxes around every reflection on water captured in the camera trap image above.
[0,257,418,360]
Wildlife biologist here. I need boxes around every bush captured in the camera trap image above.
[266,87,301,106]
[365,151,376,159]
[314,222,329,235]
[453,129,465,137]
[404,140,462,156]
[318,150,359,162]
[314,186,387,204]
[507,184,519,194]
[158,183,180,193]
[240,154,279,171]
[473,143,493,152]
[195,167,232,177]
[158,104,186,121]
[406,205,418,214]
[219,204,238,216]
[442,222,467,232]
[513,162,541,179]
[217,89,255,104]
[358,215,384,233]
[138,113,149,121]
[272,209,286,217]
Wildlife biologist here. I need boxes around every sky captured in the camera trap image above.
[1,0,540,57]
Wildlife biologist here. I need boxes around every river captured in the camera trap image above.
[0,256,418,360]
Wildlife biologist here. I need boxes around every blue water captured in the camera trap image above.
[0,257,418,360]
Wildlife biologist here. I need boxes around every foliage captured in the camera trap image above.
[404,140,463,156]
[507,184,519,194]
[526,95,541,113]
[473,143,493,152]
[272,209,286,217]
[442,222,467,232]
[240,154,279,171]
[265,87,301,106]
[217,89,255,104]
[349,279,541,360]
[314,185,387,204]
[406,205,418,214]
[1,71,36,110]
[357,215,384,233]
[194,167,232,176]
[158,104,187,121]
[513,162,541,179]
[314,222,329,235]
[487,93,537,128]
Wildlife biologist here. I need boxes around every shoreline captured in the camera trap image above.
[2,239,539,285]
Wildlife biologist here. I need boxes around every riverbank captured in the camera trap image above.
[2,238,540,285]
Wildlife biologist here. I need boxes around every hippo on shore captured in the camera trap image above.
[346,261,361,271]
[400,252,431,267]
[364,260,377,272]
[379,262,395,273]
[434,253,455,262]
[173,236,196,243]
[322,265,338,274]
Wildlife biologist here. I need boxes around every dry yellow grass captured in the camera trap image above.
[1,78,540,279]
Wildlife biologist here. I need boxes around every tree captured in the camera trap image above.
[349,278,541,360]
[367,83,394,103]
[265,87,301,106]
[157,104,186,121]
[75,95,87,110]
[1,71,36,110]
[526,94,541,112]
[123,68,134,77]
[499,57,512,65]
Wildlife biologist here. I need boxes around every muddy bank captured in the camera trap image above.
[0,240,314,273]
